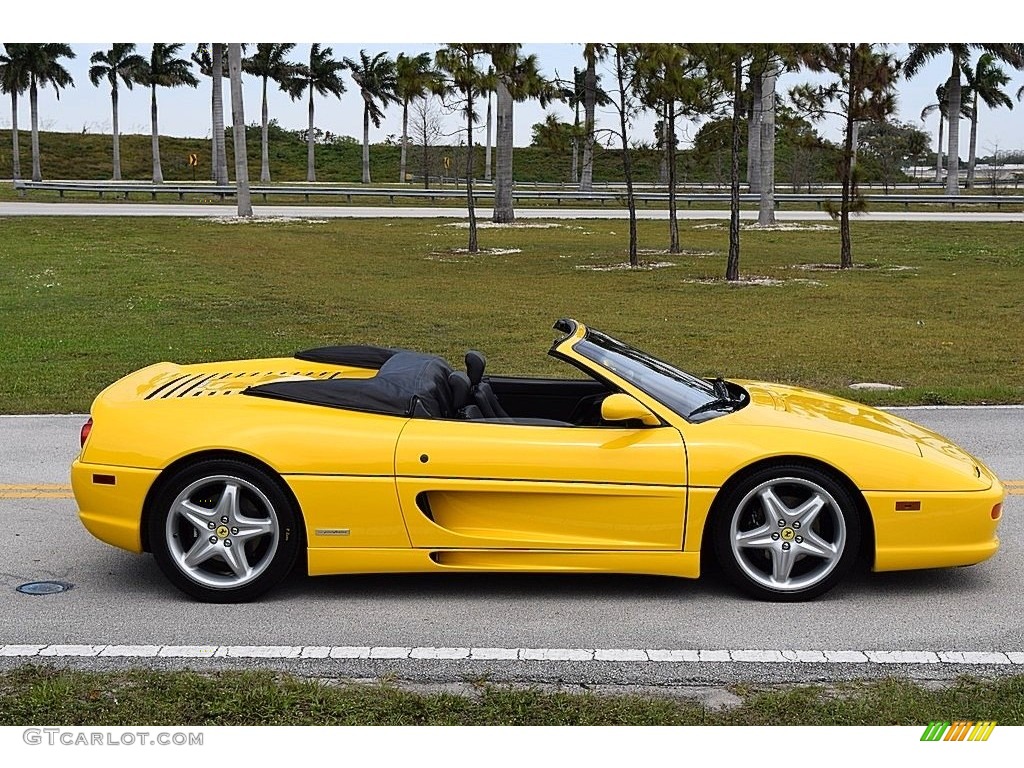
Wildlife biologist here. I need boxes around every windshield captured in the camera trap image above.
[573,328,728,420]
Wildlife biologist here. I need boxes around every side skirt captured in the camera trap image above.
[307,548,700,579]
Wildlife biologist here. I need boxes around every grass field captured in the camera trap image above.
[1,216,1022,413]
[2,666,1023,725]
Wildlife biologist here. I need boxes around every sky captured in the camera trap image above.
[4,4,1023,159]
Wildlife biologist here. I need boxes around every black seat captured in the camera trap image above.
[465,350,509,418]
[447,371,482,419]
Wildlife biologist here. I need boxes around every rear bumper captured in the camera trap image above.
[71,461,159,553]
[868,482,1004,571]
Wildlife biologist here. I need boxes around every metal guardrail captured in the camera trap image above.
[12,180,1024,209]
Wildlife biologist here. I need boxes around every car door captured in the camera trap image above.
[394,419,687,550]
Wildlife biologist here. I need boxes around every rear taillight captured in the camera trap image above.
[80,418,93,447]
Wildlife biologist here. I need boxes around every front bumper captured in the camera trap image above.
[71,461,159,553]
[867,481,1004,572]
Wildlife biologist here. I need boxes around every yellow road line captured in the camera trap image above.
[0,483,74,500]
[0,483,71,490]
[0,495,74,501]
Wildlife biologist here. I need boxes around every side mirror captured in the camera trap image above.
[600,393,660,426]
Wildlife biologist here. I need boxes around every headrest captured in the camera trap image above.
[465,350,486,385]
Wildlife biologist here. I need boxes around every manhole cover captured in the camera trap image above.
[16,581,73,595]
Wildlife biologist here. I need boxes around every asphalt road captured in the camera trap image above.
[1,201,1023,222]
[1,408,1021,685]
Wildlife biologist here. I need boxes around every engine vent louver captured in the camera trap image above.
[143,370,343,399]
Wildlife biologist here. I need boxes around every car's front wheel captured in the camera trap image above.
[148,459,301,602]
[712,465,861,601]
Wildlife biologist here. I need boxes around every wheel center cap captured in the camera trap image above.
[215,525,230,540]
[781,527,796,541]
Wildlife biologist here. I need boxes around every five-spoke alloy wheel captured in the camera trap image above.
[149,460,301,602]
[713,465,861,601]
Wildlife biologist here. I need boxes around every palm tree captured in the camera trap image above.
[486,44,554,223]
[88,44,146,180]
[395,52,445,184]
[0,44,30,181]
[227,44,251,217]
[579,44,607,191]
[191,44,229,184]
[138,44,198,183]
[905,44,1024,194]
[964,54,1014,188]
[558,65,609,184]
[20,44,75,182]
[243,44,302,182]
[920,81,973,184]
[293,44,346,182]
[343,50,398,184]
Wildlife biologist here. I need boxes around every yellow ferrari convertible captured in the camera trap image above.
[72,319,1004,603]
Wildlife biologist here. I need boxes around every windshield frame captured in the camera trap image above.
[566,325,736,422]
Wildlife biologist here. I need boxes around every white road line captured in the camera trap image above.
[3,645,1023,663]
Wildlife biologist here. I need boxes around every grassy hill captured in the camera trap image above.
[0,125,669,185]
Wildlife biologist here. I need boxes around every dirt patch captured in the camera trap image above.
[694,222,837,232]
[209,216,327,225]
[575,261,677,272]
[683,276,826,287]
[426,247,524,262]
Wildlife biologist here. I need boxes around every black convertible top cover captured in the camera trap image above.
[294,344,397,369]
[244,351,454,418]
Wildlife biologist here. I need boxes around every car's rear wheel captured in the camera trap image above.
[712,465,861,601]
[149,459,301,603]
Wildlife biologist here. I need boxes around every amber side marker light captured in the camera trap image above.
[80,418,93,447]
[92,474,116,486]
[895,501,921,511]
[992,503,1003,520]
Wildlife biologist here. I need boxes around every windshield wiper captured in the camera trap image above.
[689,378,742,419]
[688,397,741,418]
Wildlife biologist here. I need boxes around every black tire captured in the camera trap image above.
[148,459,301,603]
[711,464,861,602]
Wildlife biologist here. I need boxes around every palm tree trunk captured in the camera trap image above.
[839,45,856,269]
[260,75,271,183]
[210,74,218,181]
[213,44,228,185]
[667,101,678,254]
[466,88,478,253]
[228,44,252,217]
[580,53,596,192]
[726,57,742,282]
[111,83,122,180]
[484,91,492,181]
[29,75,41,182]
[150,83,163,183]
[10,91,21,181]
[307,88,316,182]
[493,79,514,223]
[571,90,581,182]
[935,114,944,183]
[945,56,961,195]
[362,104,371,184]
[966,89,979,189]
[758,61,777,225]
[614,47,637,267]
[747,72,762,192]
[399,100,409,183]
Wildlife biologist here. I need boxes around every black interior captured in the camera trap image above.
[246,345,620,427]
[488,377,611,425]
